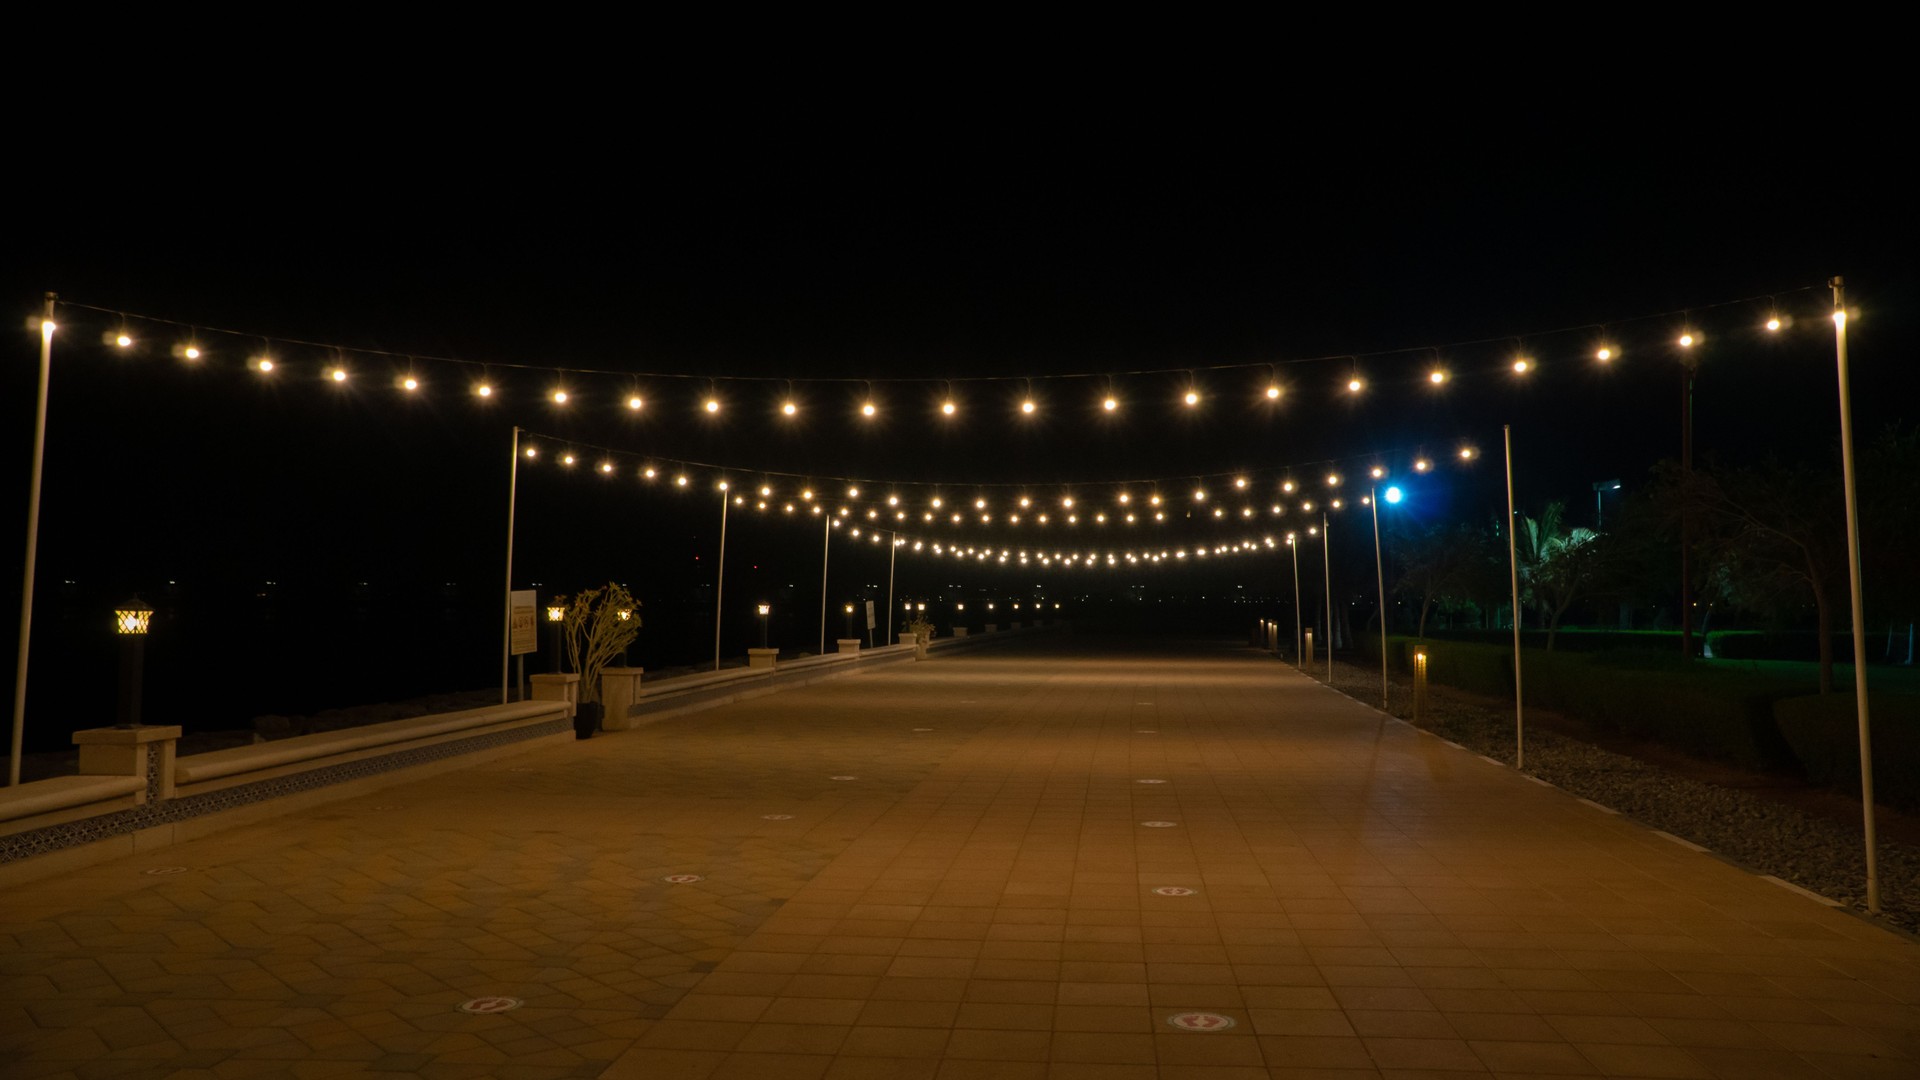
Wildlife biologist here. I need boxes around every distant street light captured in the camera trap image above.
[114,597,154,729]
[1591,479,1621,528]
[757,604,770,649]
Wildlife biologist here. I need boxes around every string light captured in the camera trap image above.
[1346,376,1363,393]
[782,400,798,416]
[329,367,348,383]
[551,389,568,404]
[183,345,201,361]
[1020,399,1036,415]
[1512,358,1532,374]
[1766,316,1782,332]
[1265,384,1282,400]
[1414,458,1431,472]
[475,382,494,397]
[861,401,877,418]
[704,398,720,413]
[1429,369,1447,384]
[115,333,132,348]
[1102,396,1118,411]
[628,394,644,410]
[1595,346,1614,362]
[402,375,420,391]
[1678,332,1697,348]
[255,357,274,374]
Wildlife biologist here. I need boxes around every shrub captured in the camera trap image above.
[1774,693,1920,810]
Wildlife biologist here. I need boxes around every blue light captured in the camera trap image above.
[1384,486,1403,504]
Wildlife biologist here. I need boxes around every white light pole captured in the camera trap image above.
[1288,533,1302,667]
[501,426,520,704]
[1322,512,1333,683]
[713,483,729,671]
[1832,276,1879,914]
[1504,424,1525,771]
[818,514,831,655]
[1370,487,1387,711]
[9,294,55,787]
[886,532,898,647]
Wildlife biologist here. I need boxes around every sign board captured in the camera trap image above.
[510,590,538,655]
[864,600,876,630]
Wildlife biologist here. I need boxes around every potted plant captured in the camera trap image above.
[905,614,935,659]
[562,583,642,739]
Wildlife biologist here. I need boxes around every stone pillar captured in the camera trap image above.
[73,725,181,802]
[530,672,580,713]
[951,626,970,638]
[747,648,779,670]
[835,638,862,654]
[1010,622,1021,630]
[898,633,916,646]
[598,667,645,731]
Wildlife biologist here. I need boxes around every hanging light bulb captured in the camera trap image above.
[1183,389,1200,407]
[254,356,275,374]
[551,389,568,404]
[1414,459,1431,472]
[941,399,957,416]
[628,394,645,410]
[861,401,877,418]
[1766,316,1782,332]
[1265,384,1282,400]
[115,333,133,348]
[1512,358,1532,374]
[1595,346,1614,362]
[704,397,720,413]
[402,375,420,392]
[329,367,348,383]
[475,382,494,397]
[1347,376,1363,393]
[183,345,201,361]
[1678,332,1697,348]
[1020,399,1036,414]
[1429,369,1447,384]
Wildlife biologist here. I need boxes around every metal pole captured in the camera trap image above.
[1322,513,1333,683]
[1832,277,1879,914]
[713,488,728,671]
[502,426,519,704]
[1291,538,1302,667]
[9,294,55,787]
[887,534,897,646]
[1504,425,1525,770]
[1372,486,1387,711]
[819,515,831,655]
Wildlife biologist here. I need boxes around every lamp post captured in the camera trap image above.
[617,607,633,665]
[1504,424,1525,771]
[1591,479,1621,529]
[546,601,566,673]
[1322,513,1334,683]
[1369,486,1391,711]
[1832,277,1880,914]
[843,603,855,640]
[114,597,153,729]
[757,604,770,650]
[9,294,55,785]
[818,513,831,656]
[714,482,730,671]
[1287,532,1302,667]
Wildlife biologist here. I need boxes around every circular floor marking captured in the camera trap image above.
[142,866,188,876]
[458,996,523,1014]
[1167,1011,1236,1031]
[1152,886,1198,896]
[829,775,858,781]
[1136,778,1167,784]
[761,814,794,820]
[1140,820,1179,828]
[662,874,704,884]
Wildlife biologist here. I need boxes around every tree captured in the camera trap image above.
[1675,460,1847,692]
[561,583,642,704]
[1514,501,1606,650]
[1392,520,1503,638]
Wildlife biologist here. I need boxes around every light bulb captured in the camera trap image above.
[1193,489,1206,502]
[1326,474,1339,486]
[551,389,568,404]
[402,376,419,391]
[847,486,860,498]
[1414,459,1431,472]
[1281,480,1295,493]
[184,346,201,360]
[1679,333,1696,348]
[704,398,720,413]
[476,383,494,397]
[330,368,348,382]
[941,400,956,415]
[1429,370,1447,384]
[562,454,576,466]
[1596,346,1613,362]
[1369,466,1384,479]
[861,402,876,417]
[600,462,614,474]
[524,447,538,458]
[115,333,132,348]
[628,395,644,410]
[1512,358,1531,374]
[256,358,274,373]
[1234,477,1247,489]
[1347,377,1363,392]
[1265,385,1281,399]
[1102,397,1118,411]
[1766,317,1782,332]
[1183,390,1199,406]
[1020,399,1036,414]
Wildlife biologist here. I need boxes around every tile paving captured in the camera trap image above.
[3,635,1918,1078]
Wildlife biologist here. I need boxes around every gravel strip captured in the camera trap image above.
[1304,653,1919,934]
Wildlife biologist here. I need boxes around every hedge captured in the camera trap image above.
[1774,694,1920,810]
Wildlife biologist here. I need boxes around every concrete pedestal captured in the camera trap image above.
[73,725,181,801]
[530,673,580,713]
[748,648,779,670]
[835,638,862,654]
[951,627,970,638]
[598,667,645,731]
[983,624,997,633]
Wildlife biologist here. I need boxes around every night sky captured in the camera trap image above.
[5,98,1915,744]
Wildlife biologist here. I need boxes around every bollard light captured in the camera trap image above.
[114,597,153,728]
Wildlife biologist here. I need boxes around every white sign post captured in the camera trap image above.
[509,589,537,701]
[864,600,876,648]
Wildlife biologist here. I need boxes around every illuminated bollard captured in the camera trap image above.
[1413,649,1429,723]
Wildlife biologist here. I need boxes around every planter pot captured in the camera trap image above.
[573,701,604,740]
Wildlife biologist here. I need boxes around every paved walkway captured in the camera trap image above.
[4,637,1918,1079]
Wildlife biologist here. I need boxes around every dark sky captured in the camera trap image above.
[3,91,1916,725]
